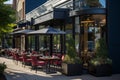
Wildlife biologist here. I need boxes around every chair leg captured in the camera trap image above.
[31,66,34,71]
[35,66,37,73]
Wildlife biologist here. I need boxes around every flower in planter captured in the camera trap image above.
[90,57,112,66]
[90,38,112,65]
[62,36,83,76]
[89,38,112,76]
[0,62,7,73]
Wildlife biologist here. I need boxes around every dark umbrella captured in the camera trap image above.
[11,29,35,35]
[27,27,65,35]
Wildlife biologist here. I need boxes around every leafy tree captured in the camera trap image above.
[0,0,16,46]
[0,0,16,32]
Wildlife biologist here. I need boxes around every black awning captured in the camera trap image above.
[18,21,31,27]
[17,20,31,27]
[33,8,69,25]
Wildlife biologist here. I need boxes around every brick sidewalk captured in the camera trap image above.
[0,57,120,80]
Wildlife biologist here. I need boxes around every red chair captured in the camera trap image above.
[31,56,46,73]
[22,53,32,67]
[32,51,37,55]
[13,53,23,65]
[52,54,64,71]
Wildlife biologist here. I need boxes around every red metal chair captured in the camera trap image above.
[22,53,32,67]
[32,51,37,55]
[31,55,46,73]
[52,54,65,71]
[13,52,23,65]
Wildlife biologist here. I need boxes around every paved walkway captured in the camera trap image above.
[0,56,120,80]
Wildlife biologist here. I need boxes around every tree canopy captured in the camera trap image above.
[0,0,16,33]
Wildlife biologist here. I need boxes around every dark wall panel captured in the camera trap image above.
[108,0,120,74]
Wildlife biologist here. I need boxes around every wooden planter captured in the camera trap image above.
[62,63,82,76]
[88,64,112,77]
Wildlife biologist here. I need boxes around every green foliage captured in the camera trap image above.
[0,0,16,33]
[0,62,7,73]
[95,38,108,58]
[90,57,112,66]
[90,38,112,66]
[63,36,82,64]
[0,0,16,46]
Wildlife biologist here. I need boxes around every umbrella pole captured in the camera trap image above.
[50,34,53,56]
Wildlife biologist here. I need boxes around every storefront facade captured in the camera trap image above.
[70,0,107,68]
[21,0,120,73]
[26,0,106,64]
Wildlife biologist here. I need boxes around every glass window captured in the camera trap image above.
[74,0,106,9]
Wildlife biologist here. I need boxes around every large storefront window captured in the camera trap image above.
[75,17,80,53]
[79,14,106,67]
[53,35,60,53]
[66,24,73,35]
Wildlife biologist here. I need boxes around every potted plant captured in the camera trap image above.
[62,36,82,76]
[88,38,112,77]
[0,62,7,74]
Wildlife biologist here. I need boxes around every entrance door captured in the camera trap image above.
[80,19,95,68]
[79,15,106,68]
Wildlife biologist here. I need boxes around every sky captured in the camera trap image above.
[3,0,105,7]
[4,0,13,4]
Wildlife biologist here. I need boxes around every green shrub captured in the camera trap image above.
[90,57,112,66]
[63,36,82,64]
[0,62,7,73]
[90,38,112,66]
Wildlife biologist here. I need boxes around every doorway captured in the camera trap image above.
[79,15,106,68]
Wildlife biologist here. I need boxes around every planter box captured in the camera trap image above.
[88,64,112,77]
[62,63,82,76]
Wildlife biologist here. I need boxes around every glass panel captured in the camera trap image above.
[75,0,106,10]
[31,36,35,50]
[75,34,79,53]
[53,35,60,53]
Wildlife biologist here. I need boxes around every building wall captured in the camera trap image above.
[12,0,16,9]
[108,0,120,74]
[13,0,47,21]
[13,0,25,22]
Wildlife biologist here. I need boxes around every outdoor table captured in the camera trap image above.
[39,56,60,73]
[39,48,49,55]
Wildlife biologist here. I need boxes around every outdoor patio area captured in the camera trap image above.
[0,56,120,80]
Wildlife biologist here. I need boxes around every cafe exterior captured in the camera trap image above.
[13,0,120,74]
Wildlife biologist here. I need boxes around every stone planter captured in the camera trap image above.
[88,64,112,77]
[62,63,82,76]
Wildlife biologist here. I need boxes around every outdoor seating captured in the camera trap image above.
[21,53,32,67]
[32,51,38,55]
[5,49,12,57]
[12,52,23,65]
[31,55,46,73]
[52,54,64,71]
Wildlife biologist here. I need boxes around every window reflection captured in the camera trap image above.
[74,0,106,9]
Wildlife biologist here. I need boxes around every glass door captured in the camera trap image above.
[80,14,106,68]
